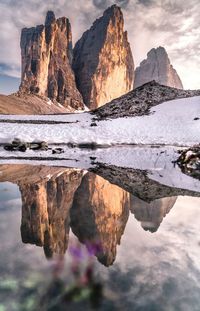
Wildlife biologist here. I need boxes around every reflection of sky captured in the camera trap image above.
[0,182,45,279]
[1,181,200,310]
[98,196,200,310]
[0,182,20,201]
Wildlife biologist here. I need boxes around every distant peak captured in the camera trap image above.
[103,4,122,17]
[156,46,167,54]
[45,11,56,25]
[147,46,168,59]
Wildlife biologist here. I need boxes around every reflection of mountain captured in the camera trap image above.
[0,165,83,257]
[1,163,199,266]
[130,196,177,232]
[20,169,83,257]
[70,172,129,266]
[91,164,200,202]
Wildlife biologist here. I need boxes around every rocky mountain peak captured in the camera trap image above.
[134,46,183,89]
[103,4,122,18]
[73,5,134,109]
[20,11,84,111]
[45,10,56,25]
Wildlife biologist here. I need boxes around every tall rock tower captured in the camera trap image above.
[20,11,84,110]
[134,46,183,89]
[73,5,134,109]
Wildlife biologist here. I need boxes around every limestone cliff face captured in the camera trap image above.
[134,47,183,89]
[73,5,134,109]
[20,11,84,110]
[70,172,130,266]
[130,196,177,232]
[19,169,83,257]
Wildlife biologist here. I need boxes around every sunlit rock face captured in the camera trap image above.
[70,172,130,266]
[130,196,177,232]
[20,11,84,110]
[19,169,83,257]
[134,47,183,89]
[73,5,134,109]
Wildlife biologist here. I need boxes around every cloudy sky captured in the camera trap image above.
[0,0,200,94]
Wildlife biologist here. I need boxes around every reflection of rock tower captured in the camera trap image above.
[130,196,177,232]
[70,172,130,266]
[19,169,83,257]
[73,5,134,109]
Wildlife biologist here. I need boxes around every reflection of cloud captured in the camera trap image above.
[0,0,199,89]
[97,196,200,309]
[0,198,21,209]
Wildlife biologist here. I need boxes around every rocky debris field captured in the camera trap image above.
[93,81,200,120]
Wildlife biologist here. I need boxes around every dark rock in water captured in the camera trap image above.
[77,143,98,149]
[12,138,22,147]
[29,141,48,150]
[4,144,15,151]
[52,148,64,154]
[175,147,200,180]
[4,139,27,152]
[18,144,27,152]
[4,140,48,152]
[67,142,76,148]
[194,117,199,121]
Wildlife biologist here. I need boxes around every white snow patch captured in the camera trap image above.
[47,100,52,106]
[0,96,199,146]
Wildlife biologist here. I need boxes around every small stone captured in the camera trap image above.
[4,144,14,151]
[18,144,27,152]
[67,143,76,148]
[52,148,64,154]
[12,138,22,146]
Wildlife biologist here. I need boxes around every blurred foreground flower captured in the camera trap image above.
[37,239,103,310]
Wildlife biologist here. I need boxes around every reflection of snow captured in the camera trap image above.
[0,145,200,195]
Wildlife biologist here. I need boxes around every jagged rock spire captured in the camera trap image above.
[20,11,84,110]
[73,5,134,109]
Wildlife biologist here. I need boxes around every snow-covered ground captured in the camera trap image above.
[0,96,200,194]
[0,96,200,146]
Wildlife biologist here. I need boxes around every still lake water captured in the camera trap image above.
[0,161,200,311]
